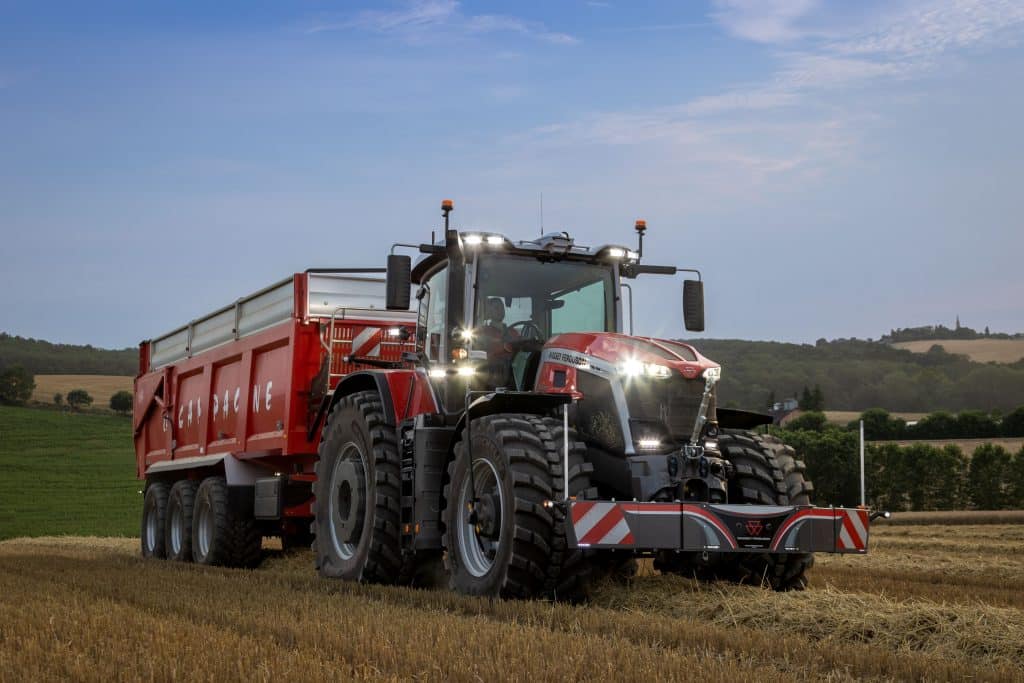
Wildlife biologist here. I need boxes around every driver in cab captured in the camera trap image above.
[476,297,519,362]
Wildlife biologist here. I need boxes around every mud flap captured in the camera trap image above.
[567,502,870,554]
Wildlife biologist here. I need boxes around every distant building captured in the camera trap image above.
[769,398,799,424]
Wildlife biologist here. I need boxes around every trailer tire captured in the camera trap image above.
[192,476,262,568]
[717,430,815,591]
[313,391,402,583]
[141,481,170,559]
[165,480,197,562]
[443,414,557,599]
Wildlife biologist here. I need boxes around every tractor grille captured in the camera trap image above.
[622,376,706,443]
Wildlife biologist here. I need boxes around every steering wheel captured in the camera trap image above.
[506,320,544,341]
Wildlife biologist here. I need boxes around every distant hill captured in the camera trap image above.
[0,333,136,376]
[684,337,1024,414]
[891,339,1024,364]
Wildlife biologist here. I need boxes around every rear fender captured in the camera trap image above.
[319,369,439,433]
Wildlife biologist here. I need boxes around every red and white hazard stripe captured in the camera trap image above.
[571,501,635,546]
[352,327,383,357]
[837,508,869,551]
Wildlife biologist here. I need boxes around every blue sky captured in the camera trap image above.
[2,0,1023,348]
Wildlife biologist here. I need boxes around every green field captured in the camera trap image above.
[0,406,138,540]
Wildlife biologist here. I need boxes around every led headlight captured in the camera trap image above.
[619,359,672,379]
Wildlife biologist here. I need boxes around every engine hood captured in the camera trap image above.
[543,332,719,380]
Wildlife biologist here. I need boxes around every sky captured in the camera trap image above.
[1,0,1023,349]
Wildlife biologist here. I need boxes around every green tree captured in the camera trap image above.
[780,427,859,506]
[109,390,133,416]
[810,384,825,411]
[66,389,94,411]
[786,411,828,432]
[1007,447,1024,508]
[53,392,63,406]
[967,444,1011,509]
[1001,406,1024,437]
[912,411,958,439]
[799,386,813,410]
[0,365,35,405]
[955,410,999,438]
[851,408,905,440]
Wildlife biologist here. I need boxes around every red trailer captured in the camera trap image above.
[134,270,420,561]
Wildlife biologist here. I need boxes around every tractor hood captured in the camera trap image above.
[542,332,719,380]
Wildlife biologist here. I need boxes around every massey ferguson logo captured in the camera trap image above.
[745,519,765,536]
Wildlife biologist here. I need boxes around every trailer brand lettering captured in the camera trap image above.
[134,206,873,599]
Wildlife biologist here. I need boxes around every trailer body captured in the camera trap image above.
[133,271,425,532]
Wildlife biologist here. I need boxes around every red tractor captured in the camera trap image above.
[312,201,872,599]
[135,200,875,600]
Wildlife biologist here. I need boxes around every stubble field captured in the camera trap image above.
[1,522,1021,682]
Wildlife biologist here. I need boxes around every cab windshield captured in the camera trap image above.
[472,254,614,342]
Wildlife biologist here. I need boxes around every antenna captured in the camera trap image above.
[540,192,544,236]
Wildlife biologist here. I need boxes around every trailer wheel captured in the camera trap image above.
[141,481,170,559]
[443,414,556,599]
[192,476,262,568]
[165,480,198,562]
[313,391,402,583]
[717,430,815,591]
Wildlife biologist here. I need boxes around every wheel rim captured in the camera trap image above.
[145,503,158,552]
[329,442,368,561]
[197,498,213,560]
[457,458,504,578]
[170,504,183,555]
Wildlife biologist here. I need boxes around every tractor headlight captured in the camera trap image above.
[619,359,672,379]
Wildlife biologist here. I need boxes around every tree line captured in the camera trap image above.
[688,337,1024,413]
[777,426,1024,511]
[0,332,137,375]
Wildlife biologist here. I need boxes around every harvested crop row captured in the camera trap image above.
[1,537,1021,682]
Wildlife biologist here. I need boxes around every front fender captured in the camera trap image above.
[452,391,572,444]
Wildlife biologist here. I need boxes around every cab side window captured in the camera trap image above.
[423,267,447,362]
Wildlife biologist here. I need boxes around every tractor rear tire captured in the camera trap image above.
[313,391,402,583]
[717,430,815,590]
[192,476,262,568]
[443,414,557,599]
[141,481,170,559]
[165,479,198,562]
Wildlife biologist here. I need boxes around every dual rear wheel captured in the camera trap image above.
[141,476,261,567]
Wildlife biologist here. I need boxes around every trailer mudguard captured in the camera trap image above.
[144,453,267,486]
[567,501,870,554]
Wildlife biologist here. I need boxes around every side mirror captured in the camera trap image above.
[386,255,412,310]
[683,280,704,332]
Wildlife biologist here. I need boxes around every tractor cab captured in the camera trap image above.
[388,202,706,419]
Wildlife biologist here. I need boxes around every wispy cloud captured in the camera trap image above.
[306,0,578,45]
[517,0,1024,194]
[711,0,822,44]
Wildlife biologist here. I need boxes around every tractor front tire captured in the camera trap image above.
[443,414,557,599]
[313,391,402,583]
[718,430,815,590]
